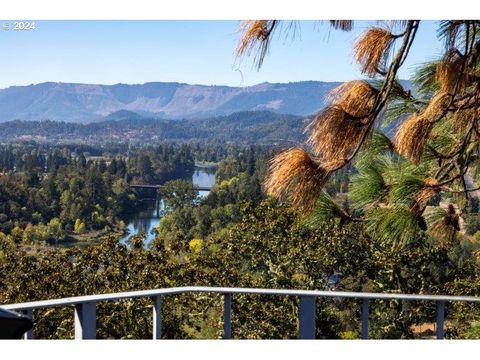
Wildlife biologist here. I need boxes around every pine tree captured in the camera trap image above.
[238,21,480,246]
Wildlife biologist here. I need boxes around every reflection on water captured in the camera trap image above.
[119,167,216,247]
[119,205,163,246]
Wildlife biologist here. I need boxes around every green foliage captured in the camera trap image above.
[157,147,267,244]
[0,142,199,243]
[188,238,203,253]
[304,191,347,227]
[464,321,480,339]
[22,223,49,244]
[388,174,425,205]
[349,163,387,210]
[354,131,393,170]
[74,218,86,234]
[347,139,441,248]
[424,207,448,230]
[383,98,419,126]
[2,198,474,339]
[411,59,441,96]
[366,206,420,247]
[340,330,360,339]
[47,218,65,240]
[161,180,200,211]
[0,111,306,144]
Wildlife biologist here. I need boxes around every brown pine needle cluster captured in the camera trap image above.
[268,81,377,212]
[236,20,277,68]
[431,204,461,245]
[414,178,442,209]
[452,109,472,132]
[327,80,378,117]
[306,106,370,161]
[452,106,480,132]
[353,27,394,76]
[329,20,353,31]
[436,50,468,94]
[395,114,433,164]
[264,148,339,212]
[436,61,459,94]
[265,80,376,212]
[395,92,450,163]
[423,92,450,120]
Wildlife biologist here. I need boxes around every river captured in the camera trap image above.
[118,167,216,247]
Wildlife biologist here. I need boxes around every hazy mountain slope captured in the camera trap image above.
[0,81,340,123]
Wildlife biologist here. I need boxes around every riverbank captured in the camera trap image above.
[49,225,126,248]
[18,225,126,254]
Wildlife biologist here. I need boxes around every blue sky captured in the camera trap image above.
[0,20,443,89]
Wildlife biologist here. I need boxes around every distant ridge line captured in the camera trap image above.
[0,80,351,123]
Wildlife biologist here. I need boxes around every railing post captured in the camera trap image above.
[152,296,162,339]
[74,302,96,339]
[361,299,369,339]
[299,296,316,339]
[223,293,232,339]
[436,301,445,340]
[23,309,33,340]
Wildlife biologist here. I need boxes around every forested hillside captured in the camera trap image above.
[0,143,195,242]
[0,111,307,144]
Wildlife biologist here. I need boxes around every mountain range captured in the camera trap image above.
[0,81,339,123]
[0,81,341,123]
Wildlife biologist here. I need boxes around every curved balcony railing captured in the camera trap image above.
[3,286,480,340]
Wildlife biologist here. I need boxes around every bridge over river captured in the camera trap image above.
[128,184,213,218]
[121,169,216,245]
[129,184,212,191]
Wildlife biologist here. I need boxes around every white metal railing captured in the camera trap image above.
[3,286,480,340]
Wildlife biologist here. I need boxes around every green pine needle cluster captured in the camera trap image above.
[424,206,448,229]
[411,60,441,96]
[304,191,348,228]
[308,129,440,247]
[349,161,387,210]
[385,159,431,203]
[383,98,419,126]
[355,131,394,169]
[365,205,420,248]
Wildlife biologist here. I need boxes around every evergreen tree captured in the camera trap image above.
[77,153,87,169]
[238,20,480,246]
